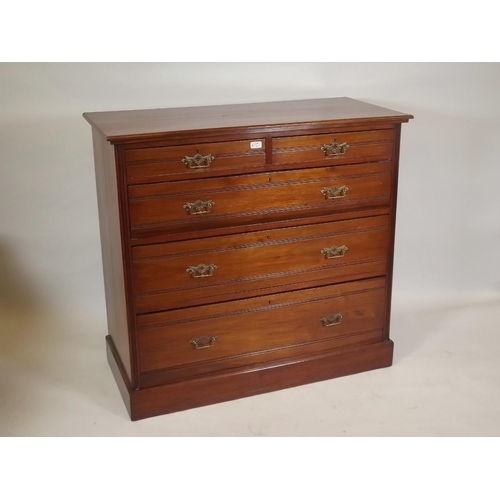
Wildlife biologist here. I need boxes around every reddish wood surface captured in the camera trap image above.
[383,124,402,340]
[85,97,412,420]
[106,334,132,415]
[140,330,384,388]
[125,138,267,184]
[273,128,393,166]
[129,208,391,247]
[107,335,394,420]
[91,130,133,383]
[128,162,392,238]
[83,97,412,144]
[137,277,386,373]
[132,215,389,313]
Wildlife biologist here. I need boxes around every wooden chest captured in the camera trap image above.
[84,98,413,420]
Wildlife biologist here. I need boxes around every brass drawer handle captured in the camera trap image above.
[320,313,343,327]
[183,199,215,215]
[321,185,349,199]
[186,263,218,278]
[321,140,349,157]
[182,151,215,169]
[190,335,218,349]
[321,245,348,259]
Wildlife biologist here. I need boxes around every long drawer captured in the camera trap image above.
[137,277,386,382]
[132,215,390,313]
[128,162,392,237]
[273,129,394,166]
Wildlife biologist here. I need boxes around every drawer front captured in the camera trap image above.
[273,129,394,166]
[125,139,266,183]
[128,162,392,237]
[137,277,386,375]
[132,215,390,313]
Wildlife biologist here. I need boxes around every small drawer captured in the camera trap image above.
[128,162,392,238]
[137,277,386,379]
[273,129,394,166]
[132,215,390,313]
[125,139,266,183]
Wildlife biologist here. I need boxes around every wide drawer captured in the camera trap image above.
[128,162,392,238]
[125,138,266,183]
[273,129,394,166]
[132,215,390,313]
[137,277,386,378]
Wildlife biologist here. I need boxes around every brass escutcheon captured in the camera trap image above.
[321,185,349,199]
[321,245,348,259]
[321,140,349,157]
[186,263,218,278]
[190,335,218,350]
[183,199,215,215]
[182,151,215,169]
[320,313,343,327]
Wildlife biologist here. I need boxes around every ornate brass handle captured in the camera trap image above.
[321,185,349,199]
[320,313,343,327]
[321,245,348,259]
[186,263,218,278]
[190,335,218,349]
[182,151,215,169]
[321,140,349,157]
[183,199,215,215]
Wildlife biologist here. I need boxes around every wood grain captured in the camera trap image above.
[273,128,393,166]
[132,215,390,313]
[125,138,267,184]
[137,277,386,374]
[108,337,395,420]
[85,97,412,420]
[83,97,413,144]
[91,129,133,384]
[128,162,393,237]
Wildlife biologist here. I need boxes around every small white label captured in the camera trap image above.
[250,141,263,149]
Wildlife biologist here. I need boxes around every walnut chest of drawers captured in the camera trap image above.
[84,98,413,420]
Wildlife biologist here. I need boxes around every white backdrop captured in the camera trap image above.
[1,62,499,320]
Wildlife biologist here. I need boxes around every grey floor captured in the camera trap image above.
[1,293,499,436]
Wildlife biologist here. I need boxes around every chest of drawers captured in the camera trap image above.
[84,98,413,420]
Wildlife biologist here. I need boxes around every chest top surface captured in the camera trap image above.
[83,97,413,143]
